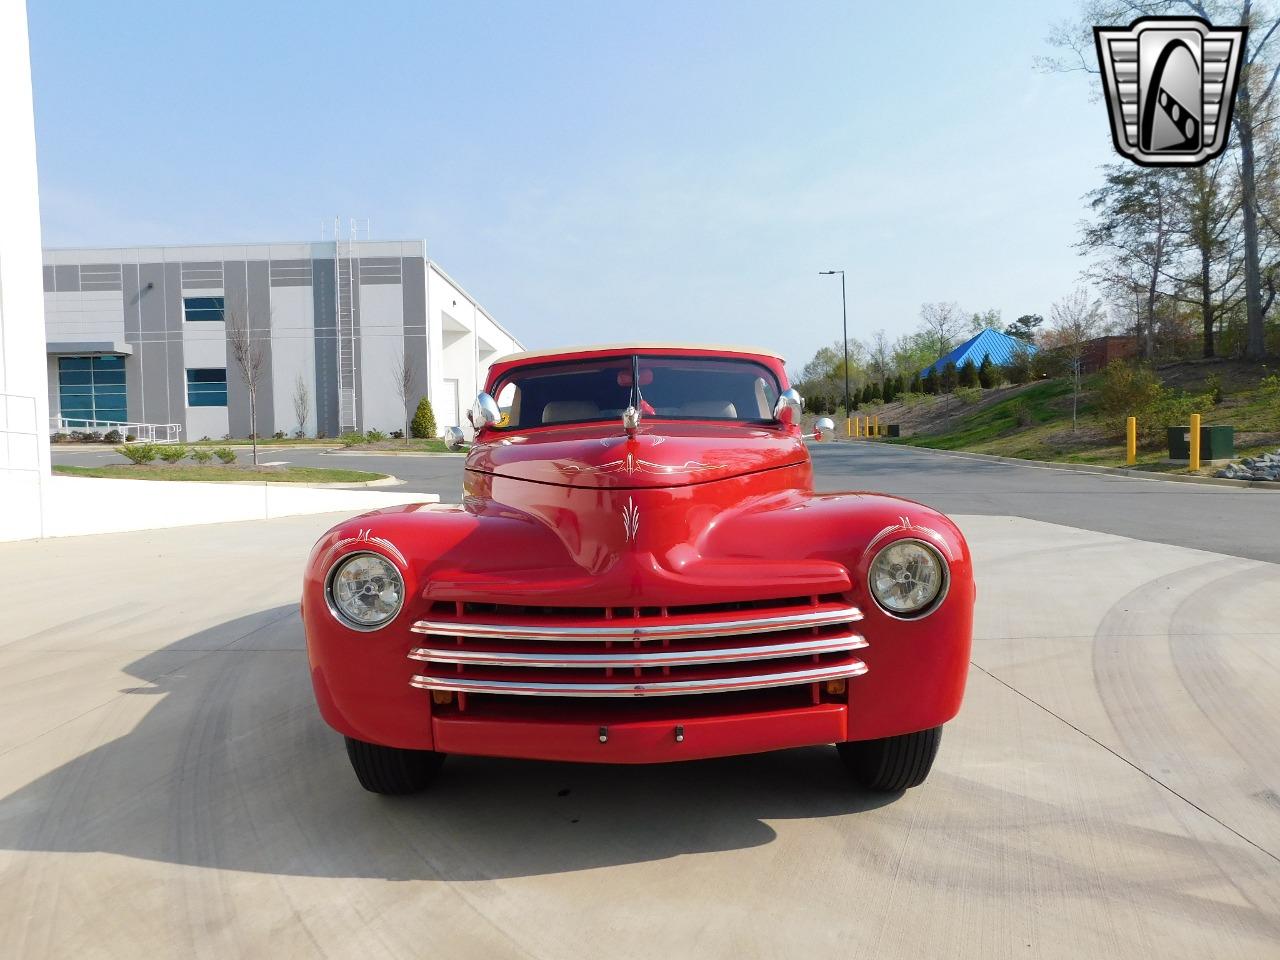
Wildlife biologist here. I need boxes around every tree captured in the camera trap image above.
[922,367,940,394]
[919,302,964,360]
[1080,164,1175,360]
[1045,288,1106,431]
[392,352,416,445]
[292,374,310,437]
[968,308,1003,333]
[940,361,959,393]
[410,397,437,439]
[909,371,923,393]
[1003,344,1034,384]
[225,306,266,465]
[978,353,996,389]
[958,359,980,388]
[1045,0,1278,360]
[1168,158,1244,358]
[1005,314,1044,343]
[868,329,893,386]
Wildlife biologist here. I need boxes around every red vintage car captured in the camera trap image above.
[303,344,973,795]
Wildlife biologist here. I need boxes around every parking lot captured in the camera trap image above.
[3,445,1278,958]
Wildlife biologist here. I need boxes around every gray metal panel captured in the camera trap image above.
[358,275,402,285]
[43,265,53,292]
[248,259,273,436]
[223,260,250,438]
[312,258,338,438]
[270,259,311,269]
[402,256,427,414]
[54,265,79,292]
[269,278,313,287]
[181,279,223,289]
[165,262,184,428]
[137,263,170,425]
[182,261,222,271]
[121,264,143,421]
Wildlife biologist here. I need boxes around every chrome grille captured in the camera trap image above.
[408,596,867,700]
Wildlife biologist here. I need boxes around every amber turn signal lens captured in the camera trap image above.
[825,679,846,695]
[431,691,454,705]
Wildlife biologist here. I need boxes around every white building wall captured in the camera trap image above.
[0,0,51,541]
[269,283,316,436]
[357,281,407,434]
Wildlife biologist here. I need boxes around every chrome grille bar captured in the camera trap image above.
[409,631,866,669]
[410,660,867,698]
[411,604,862,642]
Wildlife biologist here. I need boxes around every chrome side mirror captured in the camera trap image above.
[443,426,466,451]
[813,417,835,441]
[468,392,500,429]
[773,388,803,424]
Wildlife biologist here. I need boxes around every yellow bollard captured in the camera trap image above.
[1189,413,1201,472]
[854,416,861,438]
[872,414,880,438]
[845,416,851,438]
[1126,416,1136,466]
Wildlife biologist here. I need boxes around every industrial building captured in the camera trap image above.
[42,240,521,440]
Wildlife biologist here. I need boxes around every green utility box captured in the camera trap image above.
[884,424,901,438]
[1167,424,1235,462]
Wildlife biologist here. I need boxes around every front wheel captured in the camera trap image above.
[837,726,942,791]
[345,736,446,795]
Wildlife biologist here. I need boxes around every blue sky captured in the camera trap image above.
[27,0,1112,366]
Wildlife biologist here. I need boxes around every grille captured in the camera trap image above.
[408,595,867,703]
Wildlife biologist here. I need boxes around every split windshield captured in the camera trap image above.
[489,354,782,430]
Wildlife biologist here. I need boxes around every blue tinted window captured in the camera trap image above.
[57,356,129,424]
[183,296,225,322]
[186,368,228,406]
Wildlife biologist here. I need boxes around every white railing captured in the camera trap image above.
[50,417,183,444]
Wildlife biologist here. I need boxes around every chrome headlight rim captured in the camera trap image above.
[324,550,406,632]
[866,537,950,620]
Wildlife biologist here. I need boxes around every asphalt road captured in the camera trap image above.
[2,508,1277,958]
[54,441,1280,562]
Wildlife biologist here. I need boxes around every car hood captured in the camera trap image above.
[465,421,808,489]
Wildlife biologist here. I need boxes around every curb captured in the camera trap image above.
[323,449,464,458]
[869,442,1279,490]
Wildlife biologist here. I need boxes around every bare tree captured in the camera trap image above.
[392,351,415,445]
[868,329,893,386]
[918,302,964,360]
[225,306,266,465]
[1045,288,1107,431]
[292,374,310,437]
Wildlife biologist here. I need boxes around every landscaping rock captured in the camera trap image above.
[1216,447,1280,481]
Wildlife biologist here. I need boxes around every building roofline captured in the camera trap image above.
[427,259,522,348]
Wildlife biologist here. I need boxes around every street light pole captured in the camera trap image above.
[819,269,849,436]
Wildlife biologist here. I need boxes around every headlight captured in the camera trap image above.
[326,552,405,630]
[868,539,948,618]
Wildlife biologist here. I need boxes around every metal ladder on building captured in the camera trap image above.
[336,225,359,434]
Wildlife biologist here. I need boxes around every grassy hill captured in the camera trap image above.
[868,359,1280,474]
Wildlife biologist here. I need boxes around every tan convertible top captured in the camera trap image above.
[493,341,786,365]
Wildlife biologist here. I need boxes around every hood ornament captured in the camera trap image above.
[622,405,641,438]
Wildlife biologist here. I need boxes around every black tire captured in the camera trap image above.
[837,726,942,791]
[344,736,446,795]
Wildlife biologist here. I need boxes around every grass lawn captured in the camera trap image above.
[53,464,389,484]
[335,438,453,453]
[893,364,1279,477]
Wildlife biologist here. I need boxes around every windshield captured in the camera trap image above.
[489,354,782,430]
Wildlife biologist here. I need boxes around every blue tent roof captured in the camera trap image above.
[919,328,1036,378]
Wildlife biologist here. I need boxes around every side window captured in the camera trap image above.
[186,368,228,406]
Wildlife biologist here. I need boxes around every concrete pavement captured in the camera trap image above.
[0,507,1277,958]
